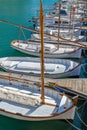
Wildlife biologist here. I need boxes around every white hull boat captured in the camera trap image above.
[0,0,78,122]
[11,40,82,59]
[0,73,78,121]
[0,57,81,78]
[31,33,85,42]
[36,15,82,27]
[35,26,81,36]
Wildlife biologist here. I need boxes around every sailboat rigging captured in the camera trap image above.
[0,0,78,121]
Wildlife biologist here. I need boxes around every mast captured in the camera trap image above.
[69,4,72,33]
[40,0,45,104]
[58,0,61,48]
[71,1,75,40]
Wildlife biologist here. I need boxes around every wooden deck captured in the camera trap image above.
[0,72,87,98]
[49,78,87,98]
[81,26,87,30]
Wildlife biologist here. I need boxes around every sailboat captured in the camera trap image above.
[0,0,78,121]
[0,57,81,78]
[11,39,82,59]
[31,30,85,42]
[32,0,85,42]
[10,0,83,59]
[0,71,78,121]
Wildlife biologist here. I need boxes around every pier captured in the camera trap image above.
[0,72,87,98]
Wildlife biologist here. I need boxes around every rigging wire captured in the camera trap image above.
[77,100,87,111]
[76,101,87,128]
[83,49,87,57]
[78,97,86,100]
[20,27,27,41]
[0,19,86,47]
[76,110,87,128]
[65,101,87,130]
[81,63,87,74]
[65,119,82,130]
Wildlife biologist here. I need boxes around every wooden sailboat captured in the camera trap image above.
[0,71,78,121]
[32,0,85,42]
[0,57,81,78]
[10,1,83,59]
[11,40,82,59]
[31,0,85,43]
[0,0,78,121]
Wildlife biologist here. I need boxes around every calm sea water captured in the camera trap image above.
[0,0,87,130]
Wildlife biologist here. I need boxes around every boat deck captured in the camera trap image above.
[0,100,57,117]
[0,82,59,117]
[0,82,59,106]
[0,72,74,119]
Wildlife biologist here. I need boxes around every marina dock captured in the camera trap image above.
[0,72,87,98]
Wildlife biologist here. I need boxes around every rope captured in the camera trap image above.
[20,27,27,41]
[77,100,87,110]
[81,63,87,74]
[83,49,87,57]
[65,101,87,130]
[76,111,87,128]
[78,97,86,100]
[65,119,82,130]
[0,19,86,47]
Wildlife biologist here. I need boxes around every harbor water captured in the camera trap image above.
[0,0,87,130]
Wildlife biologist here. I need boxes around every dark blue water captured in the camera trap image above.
[0,0,87,130]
